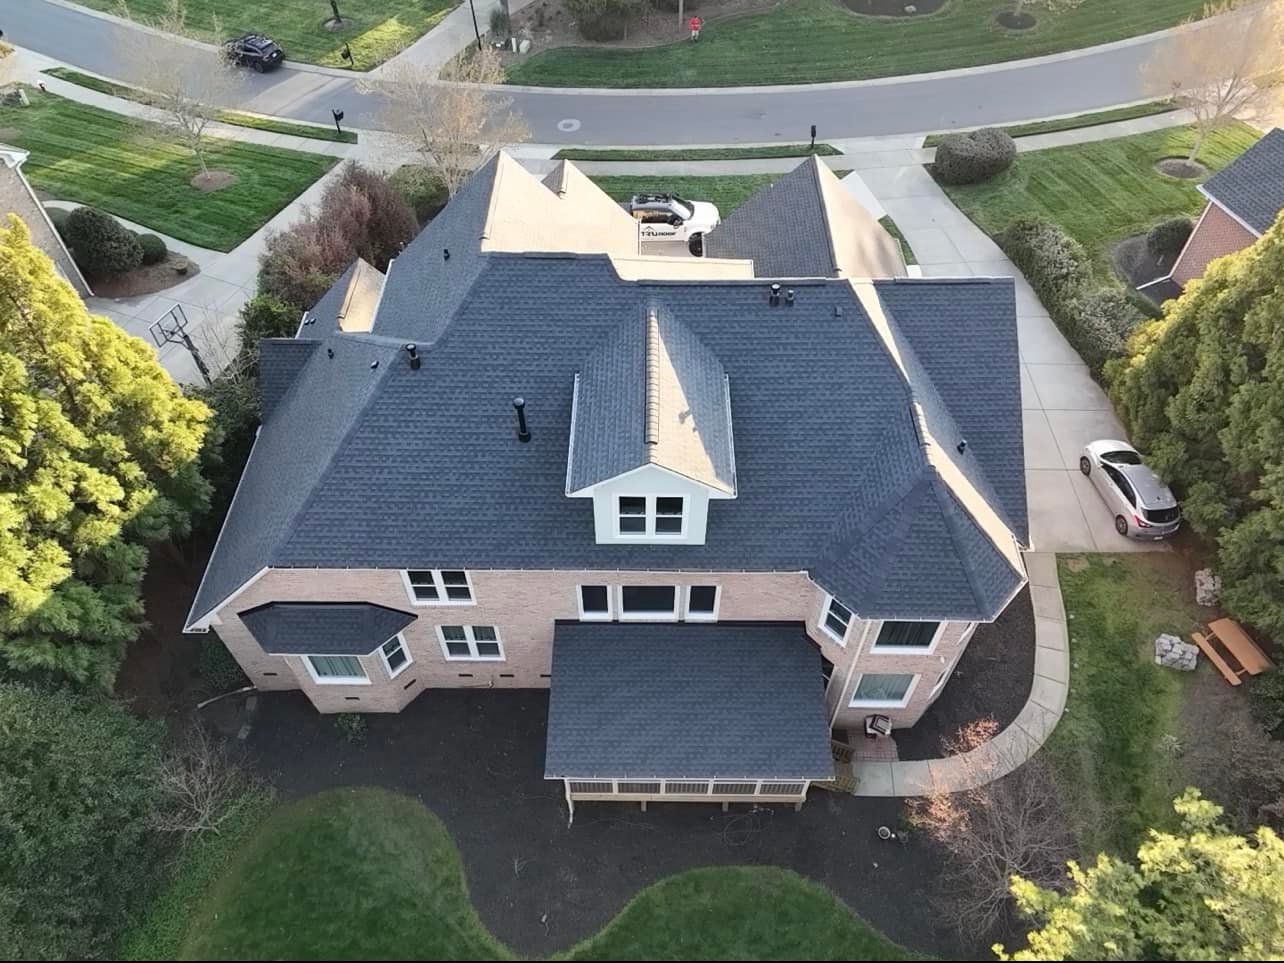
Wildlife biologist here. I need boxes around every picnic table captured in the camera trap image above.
[1191,618,1273,685]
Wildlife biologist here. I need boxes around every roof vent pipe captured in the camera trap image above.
[785,288,796,306]
[443,248,450,261]
[957,439,968,454]
[404,343,421,370]
[513,397,531,443]
[769,283,781,306]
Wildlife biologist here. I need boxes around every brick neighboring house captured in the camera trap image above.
[1141,127,1284,300]
[0,145,92,297]
[186,154,1029,811]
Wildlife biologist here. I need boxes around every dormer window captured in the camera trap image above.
[616,495,685,538]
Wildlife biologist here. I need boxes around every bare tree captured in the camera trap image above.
[1144,0,1284,161]
[366,47,529,196]
[117,0,242,176]
[152,724,253,837]
[906,718,1074,934]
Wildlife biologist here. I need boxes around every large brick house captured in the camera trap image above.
[186,154,1029,810]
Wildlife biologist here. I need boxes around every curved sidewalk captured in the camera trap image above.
[852,552,1069,796]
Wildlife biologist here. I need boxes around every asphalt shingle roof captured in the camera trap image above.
[238,601,416,655]
[544,621,833,779]
[258,338,320,421]
[1200,128,1284,235]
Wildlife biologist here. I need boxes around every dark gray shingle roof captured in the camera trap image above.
[1200,128,1284,235]
[258,338,320,421]
[302,261,357,330]
[544,621,833,779]
[238,601,416,655]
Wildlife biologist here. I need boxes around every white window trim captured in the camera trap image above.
[577,584,613,621]
[869,620,947,655]
[849,672,919,709]
[818,593,852,645]
[302,654,371,686]
[400,569,476,607]
[684,584,720,622]
[377,633,413,679]
[614,495,688,540]
[617,584,680,622]
[436,625,505,661]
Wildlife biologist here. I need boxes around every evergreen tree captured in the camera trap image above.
[0,215,210,687]
[1108,211,1284,635]
[998,790,1284,960]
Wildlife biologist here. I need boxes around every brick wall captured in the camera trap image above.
[209,567,990,720]
[1171,201,1258,285]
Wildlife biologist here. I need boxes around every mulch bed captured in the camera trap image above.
[88,252,200,299]
[842,0,945,15]
[244,688,1002,959]
[1154,157,1207,179]
[893,587,1036,761]
[995,10,1036,29]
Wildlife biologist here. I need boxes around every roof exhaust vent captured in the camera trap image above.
[443,248,450,261]
[769,283,781,306]
[513,397,531,443]
[785,288,796,306]
[404,343,421,370]
[327,347,335,359]
[370,360,379,370]
[957,439,968,454]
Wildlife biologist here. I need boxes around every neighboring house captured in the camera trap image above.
[0,145,92,297]
[186,153,1028,812]
[1141,127,1284,299]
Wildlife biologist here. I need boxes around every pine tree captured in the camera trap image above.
[1108,210,1284,636]
[0,214,211,687]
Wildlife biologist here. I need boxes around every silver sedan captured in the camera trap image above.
[1079,440,1181,540]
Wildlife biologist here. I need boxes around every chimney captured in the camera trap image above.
[404,342,421,370]
[957,439,968,454]
[513,397,531,443]
[785,288,796,306]
[769,283,781,306]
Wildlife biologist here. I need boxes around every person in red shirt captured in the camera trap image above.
[688,15,702,41]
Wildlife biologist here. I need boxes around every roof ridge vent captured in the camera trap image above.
[644,308,660,447]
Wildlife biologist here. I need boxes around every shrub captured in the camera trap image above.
[45,205,70,237]
[0,683,171,959]
[137,232,168,266]
[932,127,1016,185]
[1065,289,1145,371]
[651,0,701,9]
[564,0,643,41]
[238,291,300,345]
[1247,668,1284,737]
[1146,216,1194,258]
[489,6,511,36]
[63,206,143,278]
[198,636,249,694]
[387,164,449,225]
[335,712,367,744]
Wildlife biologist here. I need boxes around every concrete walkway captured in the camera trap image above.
[851,553,1070,796]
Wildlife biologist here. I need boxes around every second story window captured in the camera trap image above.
[820,595,853,644]
[615,495,686,538]
[403,569,474,605]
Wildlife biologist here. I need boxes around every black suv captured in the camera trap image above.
[222,34,285,72]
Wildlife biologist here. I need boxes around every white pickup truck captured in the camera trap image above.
[621,193,721,243]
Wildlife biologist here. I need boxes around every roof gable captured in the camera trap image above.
[1200,128,1284,235]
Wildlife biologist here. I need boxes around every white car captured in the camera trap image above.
[622,193,721,242]
[1079,439,1181,540]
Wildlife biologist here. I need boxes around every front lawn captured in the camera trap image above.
[182,786,914,960]
[1050,554,1200,857]
[0,90,336,250]
[940,123,1259,284]
[70,0,458,69]
[505,0,1205,88]
[589,173,776,217]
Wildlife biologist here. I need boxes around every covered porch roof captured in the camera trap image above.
[544,621,833,781]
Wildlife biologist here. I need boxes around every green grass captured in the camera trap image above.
[554,143,841,161]
[69,0,458,70]
[879,215,917,266]
[921,100,1179,147]
[1049,555,1201,857]
[0,90,337,250]
[939,123,1259,284]
[118,787,275,961]
[505,0,1205,88]
[589,173,777,217]
[182,787,915,960]
[42,68,359,142]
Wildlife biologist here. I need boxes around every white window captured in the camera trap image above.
[871,620,942,652]
[820,595,853,644]
[615,495,686,538]
[684,585,719,621]
[578,585,612,621]
[849,673,918,708]
[437,625,503,661]
[378,634,412,679]
[303,654,370,685]
[402,569,474,605]
[618,585,679,621]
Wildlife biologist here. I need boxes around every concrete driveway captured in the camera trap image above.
[848,154,1163,553]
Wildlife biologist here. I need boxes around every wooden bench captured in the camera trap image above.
[1208,618,1272,675]
[1192,631,1242,685]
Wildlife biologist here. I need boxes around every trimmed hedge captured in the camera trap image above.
[45,205,70,237]
[137,232,168,266]
[1146,216,1193,258]
[932,127,1016,185]
[998,216,1143,373]
[64,206,142,278]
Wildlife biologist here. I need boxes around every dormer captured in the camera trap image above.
[566,308,736,545]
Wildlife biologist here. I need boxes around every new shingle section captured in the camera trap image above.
[238,601,416,655]
[301,261,356,331]
[1200,127,1284,235]
[567,308,735,494]
[258,338,320,421]
[544,622,833,779]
